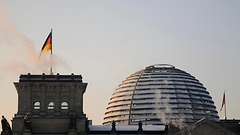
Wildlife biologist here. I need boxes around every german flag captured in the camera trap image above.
[41,31,52,53]
[220,92,225,111]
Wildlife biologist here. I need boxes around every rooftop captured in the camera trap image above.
[19,73,83,82]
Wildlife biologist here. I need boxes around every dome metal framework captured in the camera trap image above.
[103,64,219,125]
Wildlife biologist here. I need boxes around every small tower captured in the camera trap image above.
[12,73,88,135]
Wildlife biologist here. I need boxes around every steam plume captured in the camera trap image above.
[155,80,187,129]
[0,1,68,76]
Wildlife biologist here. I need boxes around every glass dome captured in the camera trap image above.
[103,64,219,125]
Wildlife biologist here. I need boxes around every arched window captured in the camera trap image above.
[61,102,68,110]
[34,101,40,109]
[48,102,54,109]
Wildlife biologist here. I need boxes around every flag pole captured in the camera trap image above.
[224,91,227,120]
[50,28,53,75]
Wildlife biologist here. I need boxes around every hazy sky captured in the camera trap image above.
[0,0,240,125]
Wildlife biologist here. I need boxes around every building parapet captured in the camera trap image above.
[19,73,82,82]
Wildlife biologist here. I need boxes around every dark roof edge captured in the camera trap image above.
[19,73,83,82]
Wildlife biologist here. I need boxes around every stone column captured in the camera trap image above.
[40,87,46,116]
[17,85,26,116]
[25,85,32,114]
[74,85,82,117]
[55,90,61,116]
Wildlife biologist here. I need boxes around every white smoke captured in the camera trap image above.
[171,114,187,130]
[155,79,187,130]
[155,89,171,124]
[0,1,68,75]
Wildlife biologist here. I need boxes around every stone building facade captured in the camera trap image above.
[12,73,88,135]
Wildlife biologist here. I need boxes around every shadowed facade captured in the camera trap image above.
[12,73,87,135]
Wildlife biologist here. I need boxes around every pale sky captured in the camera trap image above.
[0,0,240,125]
